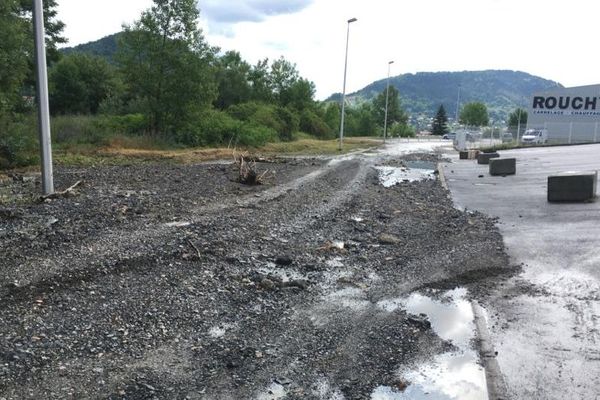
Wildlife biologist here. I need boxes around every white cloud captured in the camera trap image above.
[57,0,600,100]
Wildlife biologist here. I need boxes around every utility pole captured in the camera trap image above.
[455,84,461,127]
[383,60,394,143]
[339,17,357,151]
[33,0,54,195]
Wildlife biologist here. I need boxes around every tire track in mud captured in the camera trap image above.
[0,159,363,295]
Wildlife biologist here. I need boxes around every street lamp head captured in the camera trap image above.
[388,60,394,65]
[348,17,357,23]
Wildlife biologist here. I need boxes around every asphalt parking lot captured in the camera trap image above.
[443,144,600,400]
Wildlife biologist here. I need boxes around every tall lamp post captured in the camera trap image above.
[338,17,357,151]
[383,60,394,143]
[33,0,54,195]
[455,84,461,128]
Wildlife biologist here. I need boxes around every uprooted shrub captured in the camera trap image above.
[233,151,270,185]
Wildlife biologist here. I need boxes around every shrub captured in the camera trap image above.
[227,102,298,141]
[178,109,277,148]
[51,115,111,145]
[0,116,38,169]
[299,109,333,139]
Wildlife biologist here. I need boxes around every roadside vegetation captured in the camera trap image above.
[0,0,413,170]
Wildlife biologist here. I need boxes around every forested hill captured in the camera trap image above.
[61,33,121,62]
[329,70,562,122]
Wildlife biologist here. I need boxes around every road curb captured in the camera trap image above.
[471,300,509,400]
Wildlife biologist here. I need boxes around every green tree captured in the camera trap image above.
[1,0,65,116]
[117,0,216,135]
[372,86,408,129]
[508,108,528,130]
[214,50,251,110]
[431,104,449,135]
[0,0,28,119]
[248,58,273,103]
[50,53,121,115]
[459,102,489,127]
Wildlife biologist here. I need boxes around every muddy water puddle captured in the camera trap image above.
[375,161,436,187]
[373,288,488,400]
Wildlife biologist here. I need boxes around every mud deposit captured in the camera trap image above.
[0,152,512,399]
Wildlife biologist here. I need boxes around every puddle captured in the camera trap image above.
[375,165,436,187]
[374,288,488,400]
[372,351,486,399]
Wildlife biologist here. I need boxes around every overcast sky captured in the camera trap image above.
[57,0,599,100]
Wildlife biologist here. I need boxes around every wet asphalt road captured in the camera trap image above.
[442,144,600,400]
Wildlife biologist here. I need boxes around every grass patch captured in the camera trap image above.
[51,136,381,167]
[260,137,380,155]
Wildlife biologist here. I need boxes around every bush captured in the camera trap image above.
[0,116,38,169]
[227,102,298,141]
[299,109,333,139]
[390,123,416,138]
[51,115,111,145]
[178,109,277,148]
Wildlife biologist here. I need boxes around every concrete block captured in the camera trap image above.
[477,152,500,165]
[459,151,469,160]
[547,171,597,202]
[489,158,516,176]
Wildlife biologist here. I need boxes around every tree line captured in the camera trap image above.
[0,0,416,168]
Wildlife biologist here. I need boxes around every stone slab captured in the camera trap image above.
[547,171,597,202]
[489,158,516,176]
[459,151,469,160]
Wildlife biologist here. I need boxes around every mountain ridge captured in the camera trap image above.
[328,70,562,123]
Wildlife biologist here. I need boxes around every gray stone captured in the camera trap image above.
[548,171,597,202]
[459,151,469,160]
[477,152,500,165]
[489,158,516,176]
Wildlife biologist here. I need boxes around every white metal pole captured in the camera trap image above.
[339,18,357,151]
[516,108,522,145]
[33,0,54,195]
[455,85,461,127]
[383,60,394,144]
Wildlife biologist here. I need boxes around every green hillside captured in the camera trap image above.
[61,33,122,62]
[329,70,562,125]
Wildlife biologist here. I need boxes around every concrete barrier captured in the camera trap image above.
[489,158,516,176]
[477,152,500,165]
[459,151,469,160]
[547,171,597,202]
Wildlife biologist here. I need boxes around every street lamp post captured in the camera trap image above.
[33,0,54,195]
[383,60,394,144]
[339,17,357,151]
[516,107,522,144]
[455,84,461,128]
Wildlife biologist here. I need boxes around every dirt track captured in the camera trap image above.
[0,146,514,399]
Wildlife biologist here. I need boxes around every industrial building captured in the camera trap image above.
[527,84,600,144]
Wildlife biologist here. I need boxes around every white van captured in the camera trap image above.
[521,129,548,145]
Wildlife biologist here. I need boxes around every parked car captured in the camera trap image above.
[442,132,456,140]
[502,132,514,143]
[521,129,548,145]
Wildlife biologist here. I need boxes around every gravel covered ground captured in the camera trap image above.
[0,148,514,399]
